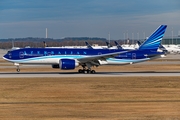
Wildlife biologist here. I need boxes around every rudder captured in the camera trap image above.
[139,25,167,51]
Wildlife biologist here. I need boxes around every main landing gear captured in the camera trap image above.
[78,63,97,74]
[78,69,96,74]
[78,64,96,74]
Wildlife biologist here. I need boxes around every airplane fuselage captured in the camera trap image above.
[3,47,163,65]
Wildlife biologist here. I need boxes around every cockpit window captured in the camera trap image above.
[7,51,11,55]
[7,51,12,58]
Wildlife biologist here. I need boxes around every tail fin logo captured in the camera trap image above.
[139,25,167,50]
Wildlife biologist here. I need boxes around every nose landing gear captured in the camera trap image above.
[16,66,20,72]
[14,63,20,72]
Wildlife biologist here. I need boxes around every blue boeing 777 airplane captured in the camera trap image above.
[3,25,167,73]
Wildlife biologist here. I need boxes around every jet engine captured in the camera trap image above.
[52,59,79,70]
[55,59,79,70]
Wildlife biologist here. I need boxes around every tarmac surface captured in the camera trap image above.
[1,71,180,78]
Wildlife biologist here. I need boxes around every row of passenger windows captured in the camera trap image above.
[21,51,88,55]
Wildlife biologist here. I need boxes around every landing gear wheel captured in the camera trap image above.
[83,70,88,74]
[78,69,83,73]
[87,69,91,74]
[16,68,20,72]
[91,70,96,74]
[16,66,20,72]
[78,65,96,74]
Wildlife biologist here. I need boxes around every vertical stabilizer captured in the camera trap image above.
[85,42,93,49]
[114,41,123,49]
[106,42,113,48]
[139,25,167,51]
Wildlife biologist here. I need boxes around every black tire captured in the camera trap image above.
[17,69,20,72]
[87,69,91,74]
[91,70,96,74]
[78,69,83,73]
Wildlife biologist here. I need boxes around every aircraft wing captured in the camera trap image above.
[77,50,131,63]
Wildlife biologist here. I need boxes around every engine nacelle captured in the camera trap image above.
[59,59,79,70]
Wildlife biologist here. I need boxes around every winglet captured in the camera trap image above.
[139,25,167,51]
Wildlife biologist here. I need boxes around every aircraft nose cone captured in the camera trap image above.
[3,54,9,60]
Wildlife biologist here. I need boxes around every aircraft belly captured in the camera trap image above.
[106,60,131,65]
[12,58,59,65]
[106,58,149,65]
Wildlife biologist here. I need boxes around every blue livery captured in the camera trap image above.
[3,25,167,73]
